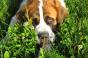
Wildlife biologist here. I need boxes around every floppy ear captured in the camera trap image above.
[15,0,38,22]
[56,3,68,24]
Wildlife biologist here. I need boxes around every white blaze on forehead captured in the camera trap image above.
[38,0,45,24]
[36,0,55,42]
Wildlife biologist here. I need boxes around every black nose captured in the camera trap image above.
[38,32,49,39]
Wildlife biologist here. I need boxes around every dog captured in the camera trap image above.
[9,0,68,57]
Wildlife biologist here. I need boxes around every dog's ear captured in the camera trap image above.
[55,1,68,24]
[15,0,38,22]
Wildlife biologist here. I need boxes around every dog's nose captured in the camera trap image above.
[38,32,49,39]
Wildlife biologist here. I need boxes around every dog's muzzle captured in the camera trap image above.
[35,24,55,48]
[38,32,49,47]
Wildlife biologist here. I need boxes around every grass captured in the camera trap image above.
[0,0,88,58]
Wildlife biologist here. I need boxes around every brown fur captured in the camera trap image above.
[15,0,68,24]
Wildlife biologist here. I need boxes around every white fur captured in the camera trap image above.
[59,0,66,8]
[10,15,18,26]
[36,0,55,43]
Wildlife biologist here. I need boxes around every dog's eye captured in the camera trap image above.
[32,18,39,26]
[44,16,55,27]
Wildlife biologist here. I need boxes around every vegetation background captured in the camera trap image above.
[0,0,88,58]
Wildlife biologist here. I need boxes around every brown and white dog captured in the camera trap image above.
[10,0,68,56]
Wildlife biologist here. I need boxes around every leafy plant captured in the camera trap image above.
[0,0,88,58]
[0,20,37,58]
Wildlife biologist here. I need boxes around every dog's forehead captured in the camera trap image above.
[32,3,56,27]
[20,0,67,25]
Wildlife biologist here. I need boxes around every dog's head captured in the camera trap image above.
[16,0,68,48]
[31,0,68,48]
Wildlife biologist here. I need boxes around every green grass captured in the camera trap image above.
[0,0,88,58]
